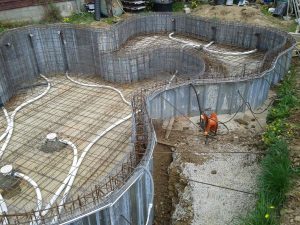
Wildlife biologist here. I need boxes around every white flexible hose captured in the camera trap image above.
[169,32,257,56]
[50,114,132,224]
[203,46,257,56]
[58,114,132,209]
[0,74,51,160]
[166,70,178,89]
[41,73,132,224]
[0,107,10,142]
[41,139,78,217]
[53,164,153,225]
[0,193,8,225]
[14,172,43,212]
[169,32,201,48]
[66,73,131,106]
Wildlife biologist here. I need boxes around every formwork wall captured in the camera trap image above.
[147,46,293,119]
[0,13,294,105]
[0,13,295,225]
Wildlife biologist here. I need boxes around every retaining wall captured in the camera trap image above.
[147,46,293,119]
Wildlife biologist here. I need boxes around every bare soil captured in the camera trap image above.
[152,108,269,225]
[191,5,294,30]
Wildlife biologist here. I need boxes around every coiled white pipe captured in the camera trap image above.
[169,32,257,56]
[0,193,8,225]
[0,107,10,142]
[66,73,131,106]
[0,74,51,160]
[40,139,78,217]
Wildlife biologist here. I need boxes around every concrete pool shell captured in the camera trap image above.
[0,13,296,225]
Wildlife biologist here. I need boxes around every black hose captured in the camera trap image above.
[190,83,204,130]
[190,83,203,115]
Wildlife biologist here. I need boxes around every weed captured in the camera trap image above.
[64,12,94,24]
[260,5,272,16]
[240,193,278,225]
[42,3,62,23]
[102,17,118,25]
[259,140,292,206]
[191,0,198,9]
[241,65,298,224]
[267,68,298,123]
[172,2,184,12]
[0,21,34,33]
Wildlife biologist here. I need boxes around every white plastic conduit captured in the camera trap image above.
[166,70,178,89]
[59,114,132,209]
[203,45,258,56]
[14,172,43,212]
[66,72,131,106]
[41,139,78,217]
[0,193,8,225]
[169,32,257,56]
[54,165,154,225]
[50,114,132,224]
[0,74,51,160]
[169,32,201,48]
[0,107,10,142]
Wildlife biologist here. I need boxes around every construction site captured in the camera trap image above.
[0,12,298,225]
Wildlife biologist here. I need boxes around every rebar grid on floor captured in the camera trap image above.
[0,74,150,224]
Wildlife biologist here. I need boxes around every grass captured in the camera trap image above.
[260,5,272,17]
[267,69,298,123]
[288,22,299,33]
[0,21,34,33]
[172,2,185,12]
[240,66,299,224]
[0,12,120,33]
[64,12,94,24]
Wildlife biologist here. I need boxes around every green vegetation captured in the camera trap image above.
[0,21,34,33]
[172,2,185,12]
[191,0,198,9]
[260,5,272,16]
[102,17,119,25]
[241,66,299,225]
[63,12,94,24]
[267,70,298,123]
[288,21,299,33]
[42,3,63,23]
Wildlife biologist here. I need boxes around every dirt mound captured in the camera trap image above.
[192,5,293,29]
